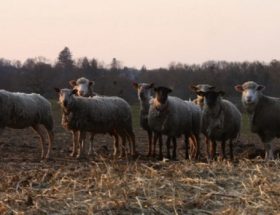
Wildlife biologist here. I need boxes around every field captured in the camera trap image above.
[0,102,280,214]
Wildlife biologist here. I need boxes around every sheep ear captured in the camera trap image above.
[149,83,154,89]
[89,81,95,86]
[219,91,225,96]
[132,82,139,89]
[167,88,172,94]
[190,85,198,92]
[71,89,78,95]
[234,85,243,92]
[54,88,60,93]
[257,85,265,91]
[209,86,215,90]
[69,80,77,87]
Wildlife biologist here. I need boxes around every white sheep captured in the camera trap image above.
[148,86,201,160]
[132,82,155,156]
[198,90,241,160]
[235,81,280,160]
[55,88,136,158]
[0,90,54,159]
[69,77,124,156]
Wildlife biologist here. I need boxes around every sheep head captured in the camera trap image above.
[154,86,172,104]
[133,82,154,101]
[69,77,94,97]
[235,81,265,108]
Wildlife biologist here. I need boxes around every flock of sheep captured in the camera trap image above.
[0,77,279,161]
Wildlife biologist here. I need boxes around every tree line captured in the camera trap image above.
[1,47,280,108]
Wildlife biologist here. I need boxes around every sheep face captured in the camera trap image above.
[69,77,94,97]
[200,91,224,108]
[55,88,77,109]
[133,82,154,101]
[190,84,215,105]
[235,81,265,107]
[154,86,172,104]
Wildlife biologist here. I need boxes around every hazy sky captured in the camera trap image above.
[0,0,280,68]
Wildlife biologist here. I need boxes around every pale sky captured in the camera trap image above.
[0,0,280,69]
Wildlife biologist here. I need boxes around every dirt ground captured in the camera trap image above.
[0,107,280,214]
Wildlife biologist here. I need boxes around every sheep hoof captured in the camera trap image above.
[70,152,75,157]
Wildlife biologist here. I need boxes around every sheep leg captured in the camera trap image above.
[112,133,119,156]
[172,137,177,160]
[88,132,95,155]
[189,135,196,160]
[45,129,54,159]
[184,135,189,160]
[120,133,127,157]
[147,130,153,157]
[210,140,217,160]
[77,131,86,158]
[158,134,163,160]
[70,130,79,157]
[32,125,46,160]
[264,141,274,160]
[166,137,171,159]
[128,131,136,156]
[221,140,226,160]
[152,133,159,157]
[194,134,200,160]
[229,139,234,161]
[206,137,211,160]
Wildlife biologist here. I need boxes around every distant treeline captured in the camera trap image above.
[1,47,280,108]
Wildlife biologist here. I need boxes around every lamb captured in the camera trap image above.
[69,77,123,156]
[235,81,280,160]
[132,82,155,156]
[55,88,136,158]
[190,84,216,159]
[148,86,201,160]
[0,90,54,159]
[198,90,241,160]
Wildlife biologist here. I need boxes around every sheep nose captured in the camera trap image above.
[79,90,85,96]
[63,100,68,107]
[247,96,252,102]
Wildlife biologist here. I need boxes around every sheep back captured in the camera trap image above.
[64,96,133,133]
[149,96,199,137]
[0,90,53,130]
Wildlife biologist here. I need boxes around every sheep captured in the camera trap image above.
[0,90,54,159]
[69,77,122,157]
[133,82,156,157]
[55,88,136,158]
[190,84,216,160]
[198,90,241,160]
[148,86,201,160]
[235,81,280,160]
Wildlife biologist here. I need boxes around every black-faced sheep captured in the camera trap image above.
[0,90,54,159]
[148,86,201,160]
[55,88,136,158]
[198,90,241,160]
[190,84,216,160]
[235,81,280,160]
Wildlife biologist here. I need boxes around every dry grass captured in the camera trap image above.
[1,158,280,214]
[0,103,280,214]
